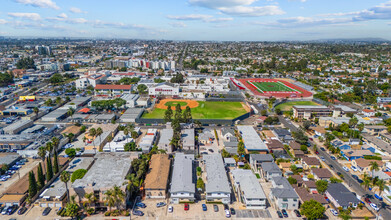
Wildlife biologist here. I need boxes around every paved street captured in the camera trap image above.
[278,116,390,220]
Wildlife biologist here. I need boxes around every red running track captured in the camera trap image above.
[237,78,313,98]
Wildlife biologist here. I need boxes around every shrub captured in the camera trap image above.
[87,208,95,215]
[65,148,76,157]
[71,169,88,182]
[104,211,111,216]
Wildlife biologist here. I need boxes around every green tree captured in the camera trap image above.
[112,185,125,210]
[315,180,328,194]
[183,106,192,123]
[65,202,79,217]
[16,57,36,69]
[84,192,96,209]
[287,176,298,185]
[300,199,325,220]
[104,189,116,212]
[221,149,231,158]
[28,171,38,198]
[196,177,205,191]
[38,147,47,179]
[124,173,139,199]
[376,179,388,197]
[164,105,173,122]
[37,163,45,189]
[53,151,59,174]
[237,141,246,157]
[60,171,70,202]
[174,104,182,122]
[137,84,148,94]
[65,148,76,157]
[370,161,379,178]
[71,169,88,183]
[46,157,53,181]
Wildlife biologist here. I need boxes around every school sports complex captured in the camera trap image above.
[233,78,312,98]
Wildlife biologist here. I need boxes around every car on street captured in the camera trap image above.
[133,210,144,216]
[342,166,349,172]
[136,202,146,208]
[202,204,207,211]
[330,209,338,216]
[277,210,283,218]
[320,156,325,161]
[352,174,358,179]
[156,202,166,208]
[42,207,51,216]
[213,204,219,212]
[281,209,288,218]
[365,198,371,204]
[184,203,189,211]
[330,156,336,160]
[351,166,358,172]
[315,151,319,154]
[230,208,235,215]
[224,204,229,211]
[370,203,379,211]
[357,178,363,183]
[294,209,301,217]
[18,207,27,215]
[168,206,173,213]
[225,210,231,218]
[329,164,334,169]
[208,149,214,153]
[320,147,326,151]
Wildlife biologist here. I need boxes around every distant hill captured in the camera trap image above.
[309,38,390,44]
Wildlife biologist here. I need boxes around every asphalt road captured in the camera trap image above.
[278,115,390,219]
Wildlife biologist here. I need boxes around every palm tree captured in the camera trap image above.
[51,137,59,154]
[104,189,115,212]
[67,107,75,120]
[376,179,389,197]
[38,147,47,179]
[370,161,380,178]
[361,175,372,190]
[107,135,113,150]
[124,173,139,199]
[60,171,70,202]
[89,128,96,152]
[84,192,96,208]
[96,127,103,151]
[33,107,39,116]
[112,186,125,210]
[123,128,129,143]
[46,142,54,155]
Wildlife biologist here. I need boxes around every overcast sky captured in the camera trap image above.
[1,0,391,41]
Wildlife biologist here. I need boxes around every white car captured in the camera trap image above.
[330,209,338,216]
[342,166,349,172]
[370,203,379,211]
[351,166,358,172]
[1,206,9,215]
[225,210,231,218]
[168,206,173,213]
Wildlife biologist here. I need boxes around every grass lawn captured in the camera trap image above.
[143,101,248,120]
[164,101,188,107]
[250,81,296,92]
[275,101,319,111]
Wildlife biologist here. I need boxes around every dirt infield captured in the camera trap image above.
[155,99,199,110]
[236,78,313,98]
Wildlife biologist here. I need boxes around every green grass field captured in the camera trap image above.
[251,81,296,92]
[143,101,248,120]
[275,101,319,111]
[164,101,188,107]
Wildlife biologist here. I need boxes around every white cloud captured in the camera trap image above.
[0,19,7,24]
[14,0,60,10]
[68,18,87,24]
[57,13,68,19]
[69,7,87,14]
[8,12,41,21]
[169,22,187,28]
[167,14,233,23]
[219,5,285,17]
[188,0,285,17]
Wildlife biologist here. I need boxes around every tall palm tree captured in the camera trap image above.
[38,147,47,179]
[84,192,96,208]
[33,107,39,116]
[67,107,75,121]
[96,127,103,151]
[51,137,59,154]
[123,173,139,199]
[60,171,70,202]
[376,179,388,197]
[89,128,96,152]
[123,128,129,143]
[107,135,113,150]
[370,161,380,178]
[361,175,372,190]
[112,186,125,210]
[104,189,115,212]
[46,142,54,155]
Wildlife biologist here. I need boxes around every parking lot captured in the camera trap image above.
[236,209,271,218]
[0,159,39,195]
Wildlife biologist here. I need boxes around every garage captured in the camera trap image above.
[55,203,62,207]
[40,203,47,207]
[48,203,54,207]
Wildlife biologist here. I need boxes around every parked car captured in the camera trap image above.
[370,203,380,211]
[374,194,383,201]
[320,156,325,161]
[294,209,301,217]
[330,156,336,160]
[133,210,144,216]
[230,208,236,215]
[136,202,146,208]
[202,204,207,211]
[213,204,219,212]
[156,202,166,208]
[281,209,288,218]
[1,206,9,215]
[352,174,359,180]
[315,151,319,155]
[168,206,173,213]
[329,164,334,170]
[225,210,231,218]
[277,210,283,218]
[223,204,229,211]
[18,207,27,215]
[357,178,363,183]
[42,207,51,216]
[351,166,358,172]
[184,203,189,211]
[320,147,326,151]
[330,209,338,216]
[343,166,349,172]
[365,198,371,204]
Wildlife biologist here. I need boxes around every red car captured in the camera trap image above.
[184,203,189,211]
[315,151,319,155]
[365,198,371,204]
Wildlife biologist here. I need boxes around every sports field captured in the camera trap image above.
[249,81,298,93]
[143,101,249,120]
[275,101,319,111]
